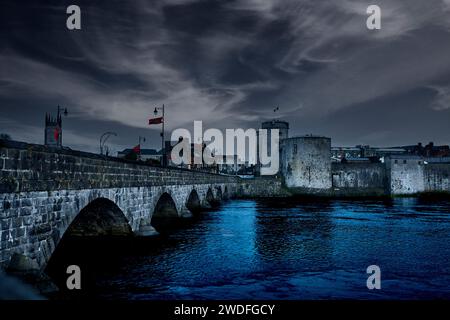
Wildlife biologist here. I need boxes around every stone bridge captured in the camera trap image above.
[0,140,281,272]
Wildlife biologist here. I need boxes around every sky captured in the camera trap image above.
[1,0,450,154]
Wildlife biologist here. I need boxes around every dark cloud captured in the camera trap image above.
[1,0,450,153]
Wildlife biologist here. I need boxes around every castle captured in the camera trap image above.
[260,120,450,196]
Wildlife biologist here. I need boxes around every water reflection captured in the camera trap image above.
[255,199,334,275]
[47,198,450,300]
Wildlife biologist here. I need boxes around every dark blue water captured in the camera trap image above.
[56,198,450,300]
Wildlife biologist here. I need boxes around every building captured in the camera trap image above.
[117,148,161,162]
[217,154,246,175]
[401,142,450,157]
[257,120,289,176]
[280,135,331,191]
[165,140,218,172]
[374,147,407,158]
[332,145,406,162]
[385,155,425,195]
[341,157,373,164]
[331,146,361,161]
[261,120,289,145]
[260,120,289,158]
[276,133,450,196]
[44,113,62,147]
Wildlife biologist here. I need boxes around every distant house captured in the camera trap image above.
[117,148,162,162]
[166,140,218,172]
[341,157,371,164]
[217,154,246,175]
[331,147,361,160]
[401,142,450,157]
[332,145,407,162]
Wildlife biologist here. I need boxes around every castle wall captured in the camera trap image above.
[424,163,450,192]
[331,162,387,196]
[386,156,425,195]
[281,136,331,192]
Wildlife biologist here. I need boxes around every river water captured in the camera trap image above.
[49,198,450,300]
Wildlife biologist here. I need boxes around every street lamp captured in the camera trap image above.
[100,132,117,155]
[58,106,68,117]
[154,104,165,166]
[58,106,69,118]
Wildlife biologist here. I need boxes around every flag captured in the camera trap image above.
[132,144,141,154]
[53,126,60,141]
[149,117,164,125]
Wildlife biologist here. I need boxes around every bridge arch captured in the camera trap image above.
[206,187,215,205]
[149,192,180,232]
[44,197,133,288]
[152,192,179,219]
[215,186,223,200]
[186,189,201,214]
[238,185,245,196]
[223,186,229,199]
[62,197,133,237]
[205,186,222,207]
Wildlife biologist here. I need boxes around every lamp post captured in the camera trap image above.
[153,104,165,166]
[58,105,68,117]
[138,136,146,160]
[100,132,117,155]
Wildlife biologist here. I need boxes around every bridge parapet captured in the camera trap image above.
[0,140,238,193]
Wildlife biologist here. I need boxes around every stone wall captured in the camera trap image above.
[0,140,239,193]
[280,136,331,192]
[0,184,239,269]
[386,156,425,195]
[424,163,450,192]
[239,177,286,198]
[331,162,387,196]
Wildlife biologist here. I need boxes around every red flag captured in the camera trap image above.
[148,117,164,125]
[132,144,141,154]
[53,127,60,142]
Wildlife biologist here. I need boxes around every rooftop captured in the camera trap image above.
[286,135,331,140]
[385,154,424,159]
[261,120,289,129]
[118,148,160,155]
[343,157,371,162]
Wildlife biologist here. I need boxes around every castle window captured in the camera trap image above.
[403,160,407,164]
[293,144,297,155]
[394,160,398,164]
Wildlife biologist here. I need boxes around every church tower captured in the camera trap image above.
[44,112,62,147]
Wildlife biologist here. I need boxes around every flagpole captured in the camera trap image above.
[152,104,165,167]
[162,104,165,167]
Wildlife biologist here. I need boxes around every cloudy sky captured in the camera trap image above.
[1,0,450,153]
